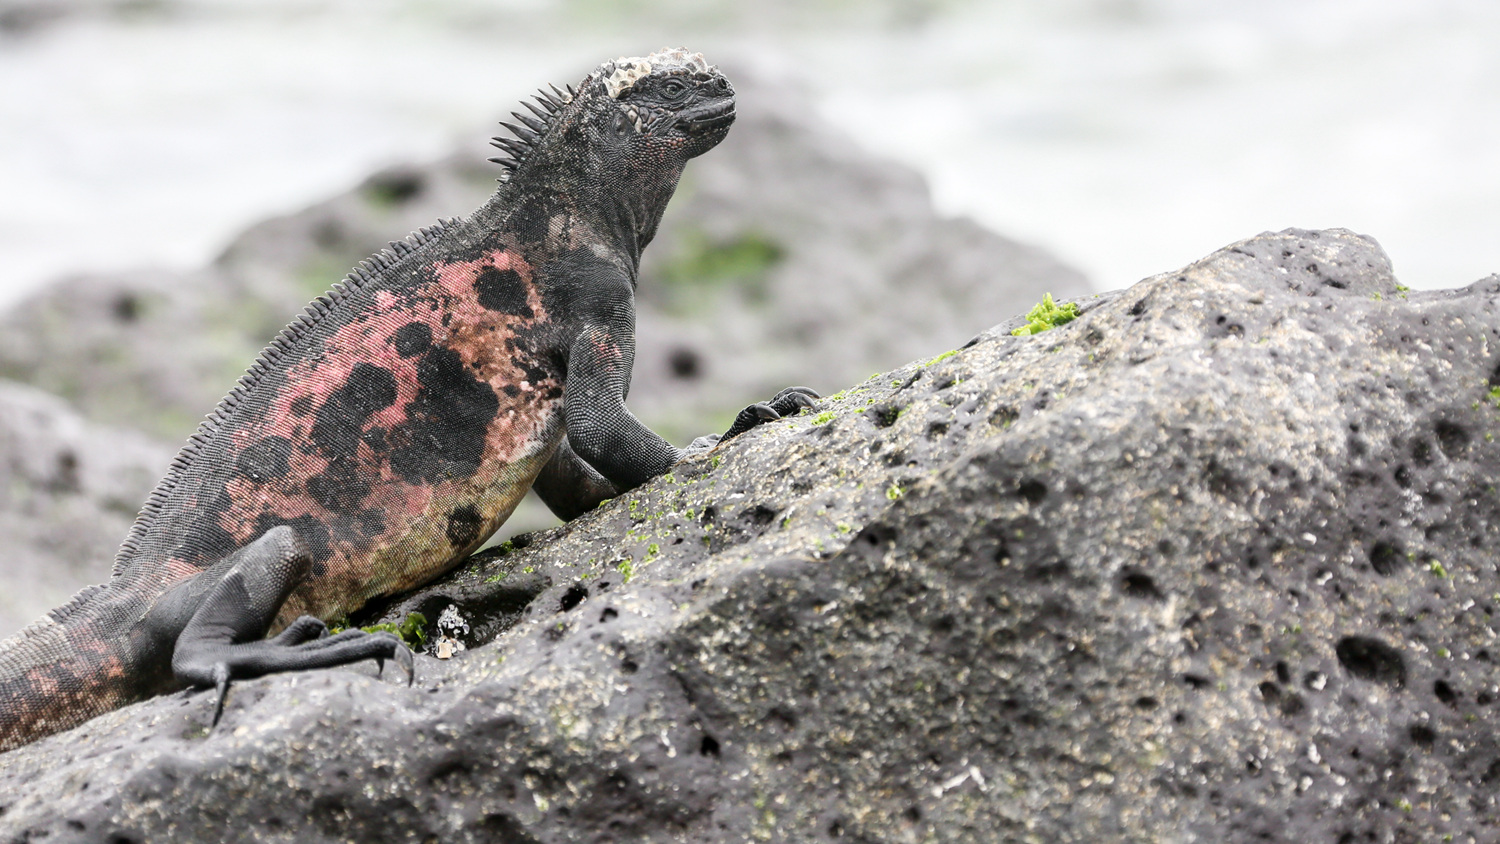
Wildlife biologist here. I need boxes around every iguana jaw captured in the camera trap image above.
[677,99,736,137]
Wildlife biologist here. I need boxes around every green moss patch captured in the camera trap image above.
[356,611,429,650]
[1011,294,1080,336]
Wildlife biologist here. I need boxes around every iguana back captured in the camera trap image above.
[116,219,565,625]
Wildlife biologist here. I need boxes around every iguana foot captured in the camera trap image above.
[171,527,418,727]
[201,632,414,726]
[718,386,820,442]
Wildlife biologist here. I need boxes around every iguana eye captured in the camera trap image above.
[659,79,689,100]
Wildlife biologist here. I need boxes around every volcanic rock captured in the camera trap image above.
[2,229,1496,842]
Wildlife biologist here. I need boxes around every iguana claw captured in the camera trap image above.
[372,634,415,686]
[210,662,232,727]
[720,386,821,441]
[393,644,415,687]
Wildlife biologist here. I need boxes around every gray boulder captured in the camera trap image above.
[0,381,172,638]
[2,229,1496,842]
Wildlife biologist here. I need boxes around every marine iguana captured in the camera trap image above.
[0,48,816,753]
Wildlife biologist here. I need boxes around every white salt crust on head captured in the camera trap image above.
[602,47,714,99]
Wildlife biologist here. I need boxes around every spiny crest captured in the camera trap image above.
[110,220,458,576]
[0,583,104,652]
[46,584,107,624]
[488,84,574,180]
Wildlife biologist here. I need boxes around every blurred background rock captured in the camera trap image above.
[0,0,1495,635]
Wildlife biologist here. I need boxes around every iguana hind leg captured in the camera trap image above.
[171,526,414,726]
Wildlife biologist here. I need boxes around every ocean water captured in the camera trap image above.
[1,0,1496,304]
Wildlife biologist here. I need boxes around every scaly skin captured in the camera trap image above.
[0,48,817,753]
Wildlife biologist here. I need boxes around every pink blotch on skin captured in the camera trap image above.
[217,247,552,555]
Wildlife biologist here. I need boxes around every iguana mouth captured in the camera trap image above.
[680,100,736,135]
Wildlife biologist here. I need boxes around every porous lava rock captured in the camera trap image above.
[2,228,1498,842]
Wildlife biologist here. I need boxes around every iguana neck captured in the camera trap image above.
[474,150,685,275]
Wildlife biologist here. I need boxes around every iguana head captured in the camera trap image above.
[490,48,735,178]
[591,48,736,162]
[489,48,734,251]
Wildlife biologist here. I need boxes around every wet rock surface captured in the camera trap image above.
[3,228,1498,842]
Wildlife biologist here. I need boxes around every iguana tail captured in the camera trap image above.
[0,585,167,753]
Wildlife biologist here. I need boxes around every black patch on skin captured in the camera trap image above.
[310,363,398,461]
[289,395,314,417]
[175,489,239,566]
[255,512,333,569]
[445,505,485,548]
[504,331,565,399]
[474,267,533,317]
[392,322,433,357]
[301,362,399,514]
[356,508,386,539]
[305,460,372,513]
[362,427,387,453]
[519,356,554,390]
[512,197,553,245]
[390,346,500,485]
[330,508,387,547]
[235,436,293,483]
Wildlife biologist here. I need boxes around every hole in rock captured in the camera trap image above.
[112,293,140,323]
[871,403,902,428]
[1434,679,1458,706]
[1369,542,1403,576]
[1017,479,1047,504]
[1334,636,1406,687]
[1434,420,1469,458]
[666,346,702,379]
[1121,571,1164,601]
[559,585,587,612]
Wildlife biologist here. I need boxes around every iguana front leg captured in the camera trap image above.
[167,526,413,725]
[532,435,625,521]
[556,300,817,507]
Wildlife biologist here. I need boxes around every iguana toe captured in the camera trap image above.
[371,633,416,687]
[720,403,779,441]
[719,386,822,442]
[768,386,820,416]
